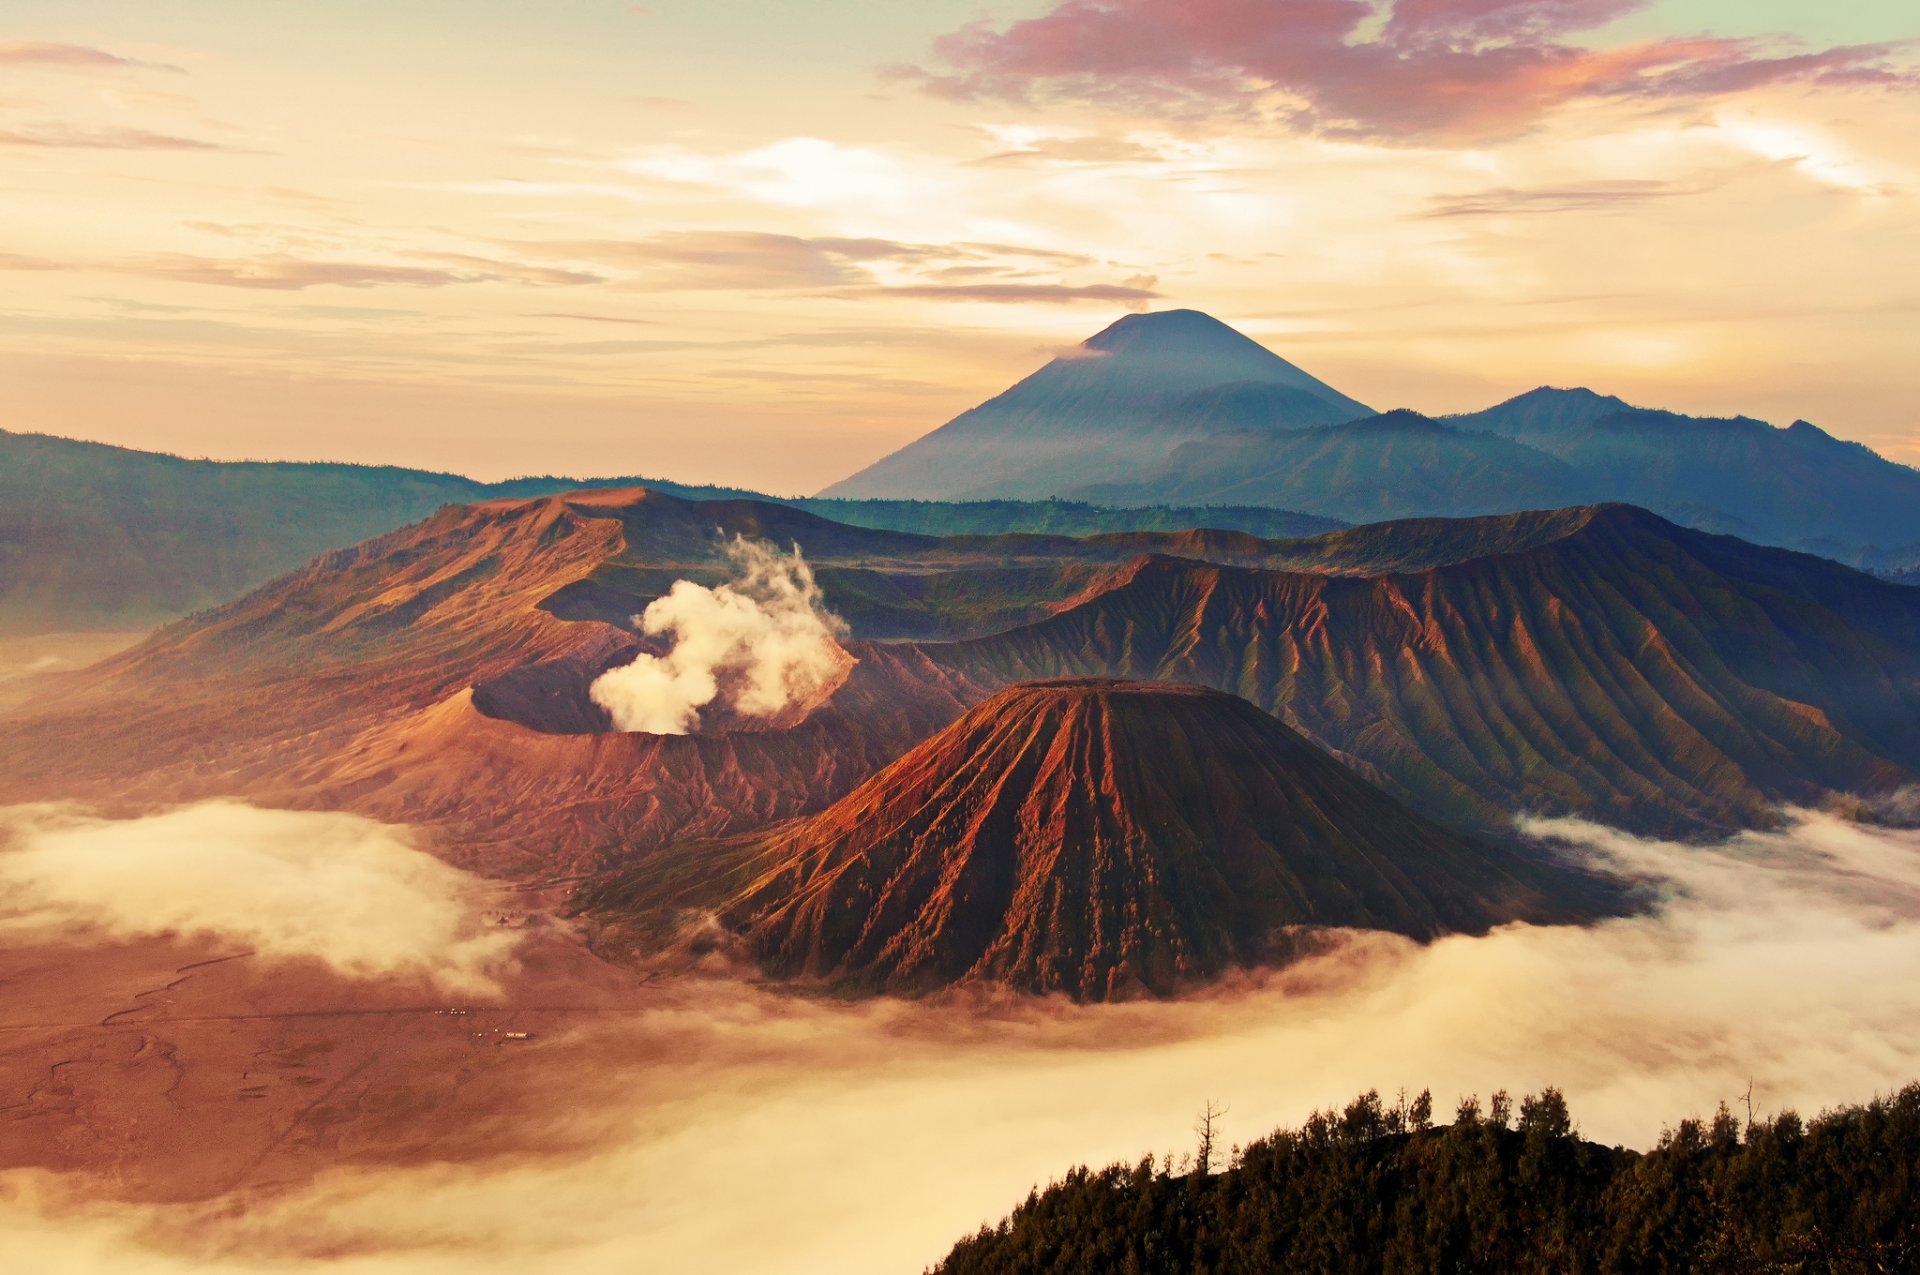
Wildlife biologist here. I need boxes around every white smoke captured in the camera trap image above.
[0,801,520,995]
[589,537,849,735]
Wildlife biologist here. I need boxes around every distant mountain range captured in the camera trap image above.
[822,310,1920,567]
[0,428,1338,634]
[7,307,1917,634]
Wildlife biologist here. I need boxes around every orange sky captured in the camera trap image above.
[2,1,1916,491]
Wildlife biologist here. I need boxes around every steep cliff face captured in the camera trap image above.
[724,679,1603,1001]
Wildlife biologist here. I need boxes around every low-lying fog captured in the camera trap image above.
[3,800,1919,1274]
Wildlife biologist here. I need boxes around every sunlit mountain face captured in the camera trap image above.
[3,3,1919,1272]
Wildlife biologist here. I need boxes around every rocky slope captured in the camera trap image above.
[711,680,1612,999]
[924,506,1920,835]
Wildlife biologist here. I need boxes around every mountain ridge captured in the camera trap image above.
[6,493,1916,865]
[0,426,1341,634]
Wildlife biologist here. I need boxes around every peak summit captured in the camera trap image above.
[1082,308,1263,355]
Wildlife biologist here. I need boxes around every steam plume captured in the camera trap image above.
[590,537,849,735]
[0,801,519,994]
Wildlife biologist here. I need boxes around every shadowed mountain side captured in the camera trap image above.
[821,310,1371,500]
[914,507,1920,835]
[0,428,774,634]
[595,681,1616,1001]
[1451,387,1920,555]
[0,425,1341,635]
[1076,410,1594,521]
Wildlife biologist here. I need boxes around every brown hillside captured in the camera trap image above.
[924,506,1920,834]
[718,679,1609,1000]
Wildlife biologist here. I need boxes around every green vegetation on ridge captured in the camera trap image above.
[935,1083,1920,1274]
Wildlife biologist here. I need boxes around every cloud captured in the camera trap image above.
[591,537,851,734]
[1420,177,1706,217]
[126,252,602,290]
[0,252,58,271]
[621,136,918,208]
[510,232,1113,295]
[903,0,1919,144]
[837,281,1163,305]
[0,41,182,74]
[629,94,692,112]
[0,801,519,994]
[972,134,1175,166]
[0,124,234,151]
[404,251,605,286]
[516,232,935,290]
[7,809,1920,1273]
[528,311,661,326]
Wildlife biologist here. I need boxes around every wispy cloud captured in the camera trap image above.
[509,232,1104,294]
[513,232,928,290]
[0,124,236,151]
[405,251,605,286]
[902,0,1919,144]
[0,40,182,74]
[972,134,1175,166]
[127,252,602,291]
[1420,178,1708,217]
[835,280,1162,305]
[0,252,59,271]
[529,311,661,326]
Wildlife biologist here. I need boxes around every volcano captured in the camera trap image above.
[716,679,1606,1000]
[818,309,1372,500]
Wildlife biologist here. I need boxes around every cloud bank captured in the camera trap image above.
[906,0,1917,143]
[5,809,1920,1273]
[591,537,850,734]
[0,801,520,994]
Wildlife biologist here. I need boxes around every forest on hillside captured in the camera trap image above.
[933,1084,1920,1274]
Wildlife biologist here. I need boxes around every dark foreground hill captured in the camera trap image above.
[934,1083,1920,1274]
[687,680,1612,1000]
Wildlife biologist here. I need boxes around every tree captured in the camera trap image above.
[1193,1100,1228,1176]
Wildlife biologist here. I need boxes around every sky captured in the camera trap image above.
[1,0,1916,491]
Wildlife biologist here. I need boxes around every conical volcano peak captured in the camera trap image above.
[817,309,1373,500]
[1069,310,1359,408]
[1082,308,1274,357]
[718,676,1606,1000]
